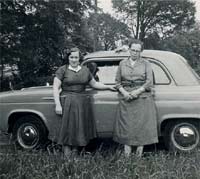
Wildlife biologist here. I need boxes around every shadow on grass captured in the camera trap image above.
[0,137,167,157]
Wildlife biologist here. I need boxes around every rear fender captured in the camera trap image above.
[160,114,200,135]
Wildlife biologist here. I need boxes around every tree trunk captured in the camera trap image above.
[135,1,141,39]
[93,0,98,51]
[0,59,4,91]
[139,25,145,41]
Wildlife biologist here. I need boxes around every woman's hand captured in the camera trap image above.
[89,78,117,91]
[55,104,62,115]
[130,87,145,99]
[108,86,117,91]
[122,91,132,101]
[115,45,129,53]
[130,90,139,99]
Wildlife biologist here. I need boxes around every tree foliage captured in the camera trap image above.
[0,0,93,89]
[88,13,131,50]
[160,27,200,73]
[0,0,25,87]
[112,0,196,41]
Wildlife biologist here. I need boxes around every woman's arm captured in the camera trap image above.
[130,86,145,98]
[142,60,154,91]
[89,78,116,91]
[53,77,62,115]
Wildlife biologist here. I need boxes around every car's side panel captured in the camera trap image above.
[85,88,119,137]
[0,100,61,139]
[154,85,200,135]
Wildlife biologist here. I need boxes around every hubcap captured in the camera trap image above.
[171,123,199,151]
[17,125,39,149]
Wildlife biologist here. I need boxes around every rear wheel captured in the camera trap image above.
[164,120,200,152]
[13,115,47,150]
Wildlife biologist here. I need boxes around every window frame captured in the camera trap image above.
[82,58,124,85]
[148,59,172,85]
[83,57,173,86]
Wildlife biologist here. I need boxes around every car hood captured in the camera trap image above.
[0,87,53,103]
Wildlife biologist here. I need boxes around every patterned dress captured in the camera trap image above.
[113,58,158,146]
[55,65,96,146]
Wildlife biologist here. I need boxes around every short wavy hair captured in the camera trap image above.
[63,47,82,64]
[128,39,144,51]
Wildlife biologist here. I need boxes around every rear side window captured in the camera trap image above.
[151,62,170,85]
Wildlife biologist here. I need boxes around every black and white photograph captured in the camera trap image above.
[1,0,200,178]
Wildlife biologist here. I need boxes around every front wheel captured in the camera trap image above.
[13,115,47,150]
[164,120,200,152]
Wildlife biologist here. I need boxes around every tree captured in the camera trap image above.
[0,0,26,89]
[112,0,196,41]
[88,13,131,50]
[160,27,200,74]
[1,0,94,89]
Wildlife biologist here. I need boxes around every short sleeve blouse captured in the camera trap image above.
[55,65,93,93]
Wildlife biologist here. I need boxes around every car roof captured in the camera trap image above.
[84,49,188,68]
[84,49,180,61]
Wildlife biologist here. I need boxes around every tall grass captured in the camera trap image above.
[0,145,200,179]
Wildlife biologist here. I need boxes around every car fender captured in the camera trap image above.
[7,109,49,133]
[159,113,200,135]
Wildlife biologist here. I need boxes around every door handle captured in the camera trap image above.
[42,97,54,100]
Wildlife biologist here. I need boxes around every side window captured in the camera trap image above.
[86,60,170,85]
[86,60,119,84]
[151,62,170,85]
[98,66,118,84]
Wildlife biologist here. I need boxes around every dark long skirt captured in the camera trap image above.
[113,92,158,146]
[58,92,97,146]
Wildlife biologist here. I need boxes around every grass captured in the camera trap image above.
[0,142,200,179]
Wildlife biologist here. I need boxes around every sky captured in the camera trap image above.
[98,0,200,22]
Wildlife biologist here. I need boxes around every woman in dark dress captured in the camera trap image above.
[113,39,158,157]
[53,47,115,156]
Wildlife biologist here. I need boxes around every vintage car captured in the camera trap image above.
[0,50,200,152]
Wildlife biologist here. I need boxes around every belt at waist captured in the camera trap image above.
[62,85,85,92]
[122,81,145,88]
[60,91,86,96]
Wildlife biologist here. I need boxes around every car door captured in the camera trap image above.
[83,59,121,137]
